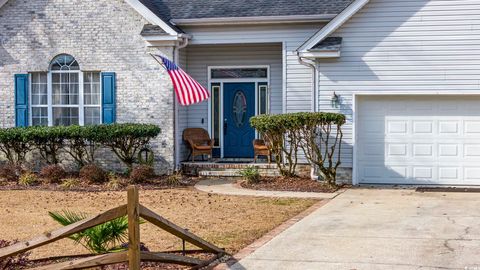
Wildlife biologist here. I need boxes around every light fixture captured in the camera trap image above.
[331,92,341,108]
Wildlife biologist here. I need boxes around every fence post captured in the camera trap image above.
[127,185,141,270]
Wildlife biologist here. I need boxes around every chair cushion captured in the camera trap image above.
[194,145,212,150]
[254,145,269,150]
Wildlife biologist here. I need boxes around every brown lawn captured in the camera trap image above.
[0,187,317,259]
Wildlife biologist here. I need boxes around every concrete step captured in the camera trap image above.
[199,169,241,177]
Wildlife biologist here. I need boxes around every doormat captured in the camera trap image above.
[416,187,480,193]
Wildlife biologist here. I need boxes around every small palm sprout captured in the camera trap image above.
[48,210,129,254]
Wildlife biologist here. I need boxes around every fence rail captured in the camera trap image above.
[0,186,225,269]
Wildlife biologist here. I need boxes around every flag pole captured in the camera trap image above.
[149,53,168,71]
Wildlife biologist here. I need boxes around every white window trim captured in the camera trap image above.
[207,65,270,158]
[29,70,102,126]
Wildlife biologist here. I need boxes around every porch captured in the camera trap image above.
[176,43,283,162]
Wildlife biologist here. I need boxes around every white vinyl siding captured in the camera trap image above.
[183,23,325,113]
[317,0,480,168]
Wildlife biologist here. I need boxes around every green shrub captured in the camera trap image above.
[97,124,161,170]
[251,112,346,187]
[130,165,155,183]
[0,124,161,170]
[0,127,33,165]
[79,164,107,184]
[238,166,260,184]
[0,164,24,182]
[49,210,129,254]
[40,164,67,184]
[64,125,99,167]
[18,172,38,186]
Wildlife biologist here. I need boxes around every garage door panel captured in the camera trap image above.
[357,96,480,185]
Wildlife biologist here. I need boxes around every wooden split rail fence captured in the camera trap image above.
[0,186,225,269]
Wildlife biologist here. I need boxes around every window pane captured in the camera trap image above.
[31,72,47,105]
[50,54,80,71]
[52,73,79,105]
[259,85,268,115]
[53,107,79,126]
[84,107,101,125]
[211,85,220,147]
[211,68,268,79]
[32,107,48,126]
[84,72,101,105]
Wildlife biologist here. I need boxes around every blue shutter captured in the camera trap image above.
[101,72,116,124]
[15,74,29,127]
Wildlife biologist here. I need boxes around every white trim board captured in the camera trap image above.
[351,91,480,185]
[207,65,270,158]
[0,0,8,9]
[124,0,178,36]
[297,0,369,52]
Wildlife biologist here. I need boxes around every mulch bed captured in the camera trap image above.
[0,176,200,192]
[240,177,340,193]
[22,251,222,270]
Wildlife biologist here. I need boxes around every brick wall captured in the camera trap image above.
[0,0,175,173]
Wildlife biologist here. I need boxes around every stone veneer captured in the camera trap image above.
[0,0,175,173]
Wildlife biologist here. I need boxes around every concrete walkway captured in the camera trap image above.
[195,179,341,199]
[230,188,480,270]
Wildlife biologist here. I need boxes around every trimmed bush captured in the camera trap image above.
[0,164,24,182]
[40,165,67,184]
[96,124,161,170]
[65,125,100,167]
[61,178,81,190]
[0,123,161,170]
[30,126,69,165]
[0,127,33,165]
[251,112,346,186]
[79,164,107,184]
[130,165,155,183]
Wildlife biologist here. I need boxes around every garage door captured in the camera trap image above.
[357,95,480,185]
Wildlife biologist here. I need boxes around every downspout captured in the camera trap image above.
[297,53,319,181]
[173,35,189,170]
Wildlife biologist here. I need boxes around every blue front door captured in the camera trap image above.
[223,83,256,158]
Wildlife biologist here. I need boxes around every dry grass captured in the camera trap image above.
[0,187,317,259]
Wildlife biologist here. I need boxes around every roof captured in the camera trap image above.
[139,0,355,31]
[311,37,342,51]
[141,24,168,36]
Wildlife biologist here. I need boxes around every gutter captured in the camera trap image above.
[170,14,337,26]
[297,53,320,181]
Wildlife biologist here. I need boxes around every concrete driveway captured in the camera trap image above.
[231,189,480,270]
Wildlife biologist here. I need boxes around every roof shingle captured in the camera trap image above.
[139,0,354,32]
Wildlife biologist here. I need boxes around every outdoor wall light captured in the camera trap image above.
[331,92,341,108]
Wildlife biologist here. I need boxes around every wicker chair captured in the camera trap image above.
[183,128,215,162]
[253,139,271,163]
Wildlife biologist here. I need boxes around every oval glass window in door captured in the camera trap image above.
[232,90,247,127]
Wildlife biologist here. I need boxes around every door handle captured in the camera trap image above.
[224,118,228,135]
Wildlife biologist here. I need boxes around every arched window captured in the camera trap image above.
[30,54,101,126]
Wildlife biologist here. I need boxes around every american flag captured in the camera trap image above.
[155,54,210,106]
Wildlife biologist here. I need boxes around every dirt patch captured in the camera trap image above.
[0,188,317,264]
[241,177,339,193]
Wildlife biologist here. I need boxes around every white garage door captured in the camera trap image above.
[357,95,480,185]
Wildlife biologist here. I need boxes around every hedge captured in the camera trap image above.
[250,112,346,186]
[0,124,161,169]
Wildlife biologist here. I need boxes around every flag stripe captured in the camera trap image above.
[156,55,210,106]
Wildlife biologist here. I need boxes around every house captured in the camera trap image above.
[2,0,480,186]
